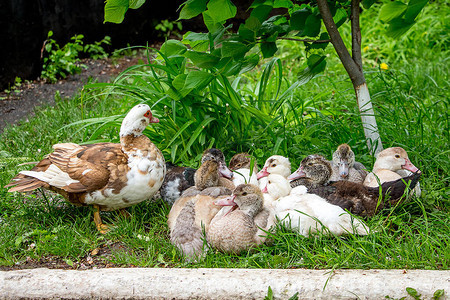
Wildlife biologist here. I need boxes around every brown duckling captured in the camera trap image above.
[329,144,368,183]
[168,159,232,259]
[160,148,233,206]
[229,153,259,187]
[288,155,421,216]
[207,184,275,254]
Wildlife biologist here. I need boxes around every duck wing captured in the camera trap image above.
[366,172,421,204]
[7,142,128,194]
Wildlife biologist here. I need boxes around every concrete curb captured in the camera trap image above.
[0,268,448,299]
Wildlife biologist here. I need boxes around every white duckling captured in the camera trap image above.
[264,174,370,236]
[168,160,232,260]
[256,155,292,202]
[229,153,259,187]
[364,147,419,186]
[329,144,368,183]
[207,184,275,254]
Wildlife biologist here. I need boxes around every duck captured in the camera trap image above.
[264,174,370,236]
[160,148,233,206]
[329,144,368,183]
[288,154,421,216]
[256,155,291,192]
[207,184,275,254]
[229,152,259,187]
[5,104,165,233]
[168,159,232,260]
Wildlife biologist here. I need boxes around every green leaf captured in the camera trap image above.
[129,0,145,9]
[302,14,321,37]
[404,0,428,21]
[290,8,310,31]
[386,18,414,38]
[250,0,274,8]
[184,50,220,69]
[333,8,347,28]
[274,0,293,8]
[159,40,187,57]
[206,0,237,23]
[202,11,224,32]
[172,74,187,90]
[238,24,257,42]
[379,1,408,23]
[179,0,208,20]
[251,5,273,22]
[239,54,260,74]
[260,41,278,58]
[221,41,249,59]
[182,32,210,51]
[362,0,376,9]
[297,54,326,83]
[185,71,214,90]
[104,0,129,24]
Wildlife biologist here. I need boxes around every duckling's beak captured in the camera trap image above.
[256,167,269,179]
[287,166,305,181]
[262,184,268,193]
[214,195,237,206]
[219,162,233,179]
[339,162,349,178]
[402,158,419,173]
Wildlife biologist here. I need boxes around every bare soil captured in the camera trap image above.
[0,56,145,133]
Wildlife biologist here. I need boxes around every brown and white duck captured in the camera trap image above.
[160,148,233,206]
[329,144,368,183]
[288,154,421,216]
[207,184,275,254]
[168,159,232,260]
[229,152,258,187]
[6,104,165,233]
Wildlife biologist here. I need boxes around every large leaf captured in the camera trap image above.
[184,50,221,69]
[260,41,278,58]
[404,0,428,20]
[302,14,321,37]
[104,0,129,24]
[182,32,210,51]
[129,0,145,9]
[333,8,347,28]
[159,40,188,57]
[297,54,327,83]
[362,0,376,9]
[379,1,408,23]
[386,18,414,38]
[251,5,273,22]
[289,8,310,31]
[206,0,237,23]
[202,11,224,32]
[185,71,214,90]
[221,41,250,59]
[274,0,293,8]
[179,0,208,20]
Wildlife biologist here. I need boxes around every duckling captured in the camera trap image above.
[168,160,232,259]
[265,174,369,236]
[207,184,275,254]
[256,155,291,192]
[363,147,419,186]
[229,153,259,187]
[329,144,368,183]
[288,154,421,216]
[160,148,233,206]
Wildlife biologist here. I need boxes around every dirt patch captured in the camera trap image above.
[0,241,135,271]
[0,56,146,133]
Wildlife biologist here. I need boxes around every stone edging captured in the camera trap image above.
[0,268,448,299]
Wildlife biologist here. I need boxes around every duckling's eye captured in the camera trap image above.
[308,163,313,166]
[395,154,400,158]
[242,192,248,196]
[271,164,276,167]
[268,181,271,184]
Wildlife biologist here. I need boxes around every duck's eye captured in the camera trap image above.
[395,154,400,158]
[271,164,276,167]
[144,111,151,118]
[242,192,248,196]
[308,163,313,166]
[268,181,271,184]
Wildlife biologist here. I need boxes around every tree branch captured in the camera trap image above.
[316,0,364,86]
[351,0,363,72]
[276,37,331,44]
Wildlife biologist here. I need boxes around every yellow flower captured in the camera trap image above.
[380,63,389,70]
[363,46,369,52]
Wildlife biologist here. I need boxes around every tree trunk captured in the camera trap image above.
[317,0,384,155]
[354,82,383,154]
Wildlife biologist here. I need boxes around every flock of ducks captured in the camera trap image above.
[5,105,422,259]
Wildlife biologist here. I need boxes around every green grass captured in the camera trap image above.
[0,2,448,269]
